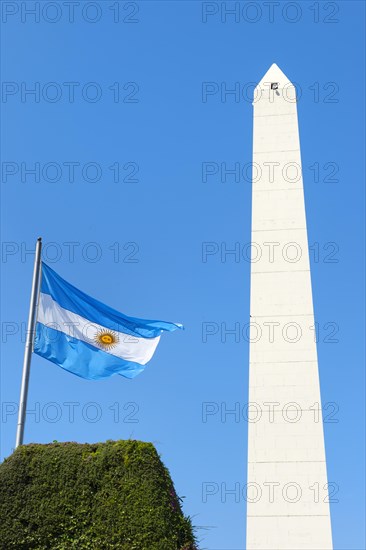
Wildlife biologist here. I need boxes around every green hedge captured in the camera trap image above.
[0,440,197,550]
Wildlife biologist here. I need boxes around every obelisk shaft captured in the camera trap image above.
[246,64,333,549]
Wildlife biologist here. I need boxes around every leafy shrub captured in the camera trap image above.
[0,440,197,550]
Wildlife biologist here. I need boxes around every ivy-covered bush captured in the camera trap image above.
[0,440,196,550]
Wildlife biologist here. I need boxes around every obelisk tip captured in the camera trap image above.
[256,63,292,90]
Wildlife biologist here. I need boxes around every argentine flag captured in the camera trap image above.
[34,263,182,380]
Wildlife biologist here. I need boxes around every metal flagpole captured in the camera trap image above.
[15,237,42,449]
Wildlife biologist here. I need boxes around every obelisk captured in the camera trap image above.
[246,64,333,549]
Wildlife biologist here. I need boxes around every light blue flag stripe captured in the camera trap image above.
[40,262,183,338]
[35,324,145,380]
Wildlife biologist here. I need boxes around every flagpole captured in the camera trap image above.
[15,237,42,449]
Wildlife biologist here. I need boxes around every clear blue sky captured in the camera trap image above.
[1,2,365,549]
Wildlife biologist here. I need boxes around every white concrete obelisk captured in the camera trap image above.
[246,64,333,549]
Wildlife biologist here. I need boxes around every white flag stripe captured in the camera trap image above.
[37,293,160,365]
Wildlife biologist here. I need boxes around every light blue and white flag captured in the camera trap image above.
[34,263,183,380]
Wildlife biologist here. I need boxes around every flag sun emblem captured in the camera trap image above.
[94,330,119,350]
